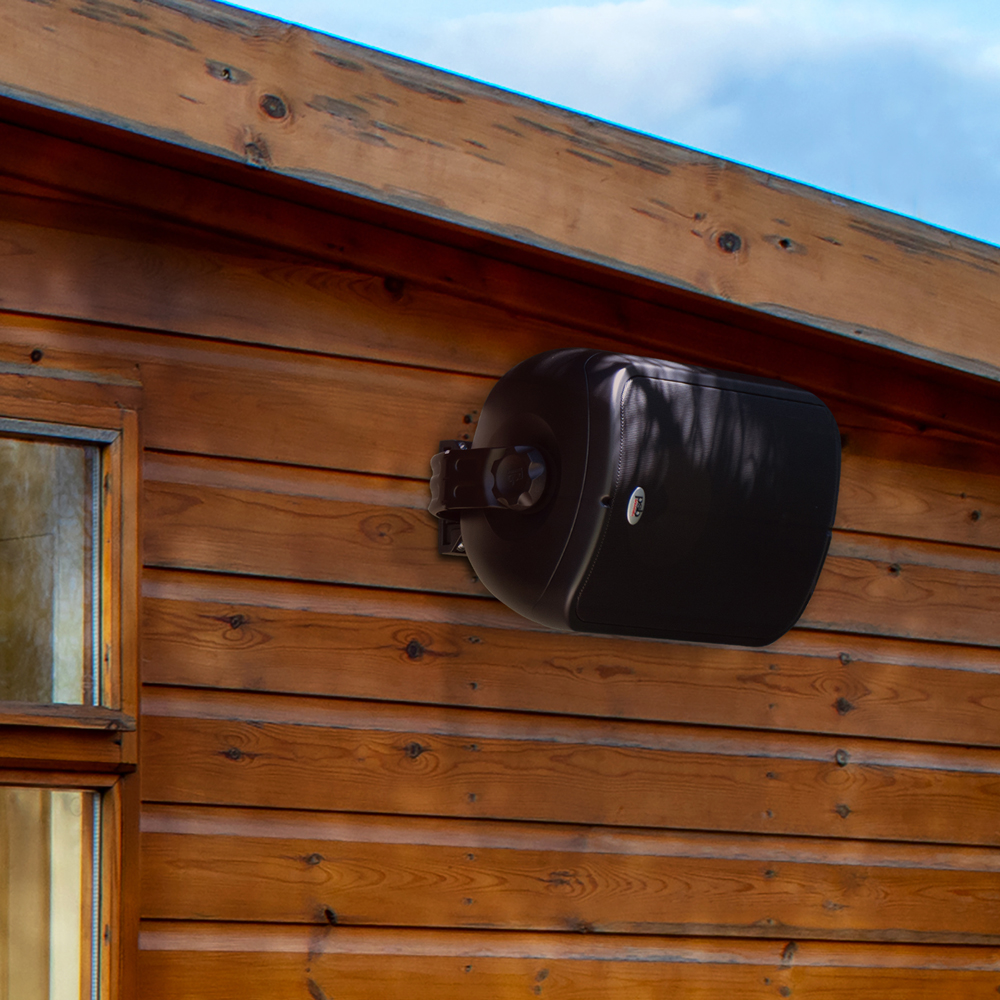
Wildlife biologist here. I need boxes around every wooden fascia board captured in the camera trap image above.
[1,0,999,381]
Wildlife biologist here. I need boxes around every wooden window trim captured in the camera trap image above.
[0,370,140,998]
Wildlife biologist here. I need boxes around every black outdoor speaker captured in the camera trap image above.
[429,349,840,647]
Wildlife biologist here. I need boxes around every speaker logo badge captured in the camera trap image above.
[626,487,645,525]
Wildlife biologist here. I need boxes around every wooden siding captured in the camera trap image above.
[2,117,1000,998]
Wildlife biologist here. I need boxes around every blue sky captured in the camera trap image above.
[230,1,1000,246]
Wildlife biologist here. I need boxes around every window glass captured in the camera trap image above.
[0,787,96,1000]
[0,435,99,705]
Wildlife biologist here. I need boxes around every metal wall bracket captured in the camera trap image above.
[435,440,469,557]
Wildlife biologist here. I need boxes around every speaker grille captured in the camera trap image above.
[575,377,839,645]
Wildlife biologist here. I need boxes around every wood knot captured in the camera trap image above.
[243,135,271,168]
[227,614,248,630]
[834,803,852,818]
[383,276,405,300]
[404,741,428,759]
[834,697,856,716]
[259,93,288,119]
[717,231,742,253]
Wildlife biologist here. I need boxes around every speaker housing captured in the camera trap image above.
[450,349,841,647]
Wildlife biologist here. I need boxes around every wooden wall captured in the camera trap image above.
[3,115,1000,998]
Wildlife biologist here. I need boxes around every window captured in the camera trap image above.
[0,374,139,1000]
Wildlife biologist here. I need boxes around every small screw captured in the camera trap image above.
[835,749,850,767]
[888,563,901,576]
[30,349,43,363]
[405,639,424,660]
[971,510,982,522]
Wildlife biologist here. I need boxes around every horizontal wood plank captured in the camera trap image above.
[140,805,1000,942]
[0,202,609,378]
[804,535,1000,646]
[836,442,1000,550]
[0,725,128,770]
[0,315,490,478]
[142,477,486,598]
[141,584,1000,746]
[138,923,1000,999]
[140,567,1000,671]
[141,454,1000,644]
[140,689,1000,846]
[0,703,135,731]
[4,0,1000,388]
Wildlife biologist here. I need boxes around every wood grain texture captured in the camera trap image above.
[0,200,610,378]
[0,704,135,731]
[142,479,485,597]
[140,804,1000,942]
[0,316,489,477]
[140,566,1000,674]
[138,924,1000,1000]
[804,534,1000,646]
[140,688,1000,846]
[836,442,1000,550]
[0,725,126,770]
[3,0,1000,385]
[140,590,1000,747]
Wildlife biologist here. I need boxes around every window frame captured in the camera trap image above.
[0,370,140,999]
